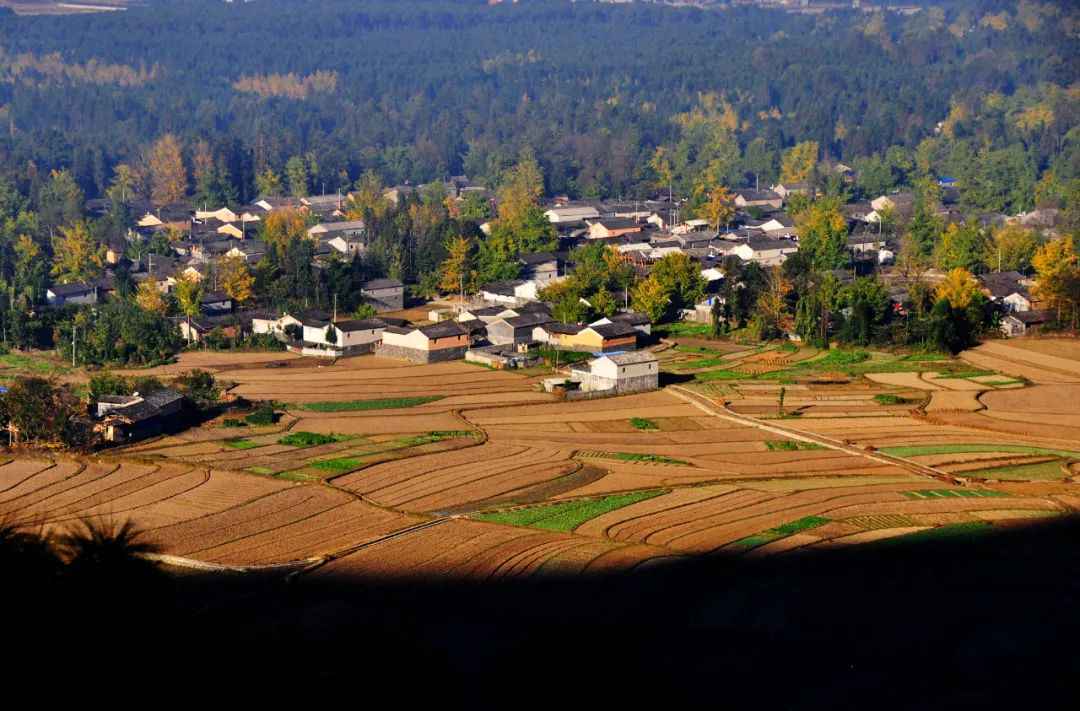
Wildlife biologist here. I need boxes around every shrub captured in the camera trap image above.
[244,404,277,426]
[221,418,247,428]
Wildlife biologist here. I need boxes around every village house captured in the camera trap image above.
[979,272,1035,312]
[587,218,643,240]
[847,231,887,256]
[569,351,659,394]
[254,196,302,212]
[299,316,389,357]
[308,219,367,241]
[519,252,562,284]
[733,189,783,210]
[95,389,185,443]
[46,282,99,307]
[136,204,191,231]
[771,182,811,201]
[537,320,638,353]
[733,236,799,266]
[225,239,268,264]
[300,194,347,217]
[485,312,553,347]
[870,192,915,217]
[376,321,471,363]
[479,280,540,306]
[544,205,600,225]
[360,278,405,312]
[1001,310,1053,337]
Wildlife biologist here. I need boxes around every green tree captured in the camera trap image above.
[630,276,671,323]
[934,220,989,272]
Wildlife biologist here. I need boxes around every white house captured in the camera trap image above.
[733,237,799,266]
[545,205,600,224]
[569,351,659,394]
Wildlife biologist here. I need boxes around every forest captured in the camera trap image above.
[0,0,1075,205]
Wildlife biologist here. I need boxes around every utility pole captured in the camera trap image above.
[71,324,76,368]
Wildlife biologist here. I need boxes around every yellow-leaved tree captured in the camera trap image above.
[1032,237,1080,328]
[935,267,981,309]
[439,236,475,296]
[135,279,167,315]
[219,255,255,306]
[780,141,819,183]
[50,221,104,284]
[701,186,735,231]
[146,133,187,207]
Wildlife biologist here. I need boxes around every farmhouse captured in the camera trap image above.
[1001,310,1052,337]
[95,389,185,443]
[847,231,887,255]
[479,280,539,306]
[376,321,470,363]
[46,282,99,307]
[733,237,799,266]
[301,317,388,357]
[771,182,811,200]
[360,278,405,312]
[588,218,643,240]
[486,312,553,346]
[519,252,562,284]
[545,205,600,224]
[733,189,783,210]
[569,351,659,394]
[540,321,638,353]
[979,271,1034,312]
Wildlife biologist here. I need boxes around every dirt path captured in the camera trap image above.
[666,386,960,486]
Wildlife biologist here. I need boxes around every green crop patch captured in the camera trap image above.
[310,457,365,471]
[882,444,1080,459]
[581,451,689,465]
[472,490,666,533]
[873,394,915,405]
[278,431,351,447]
[731,516,830,549]
[247,466,274,475]
[630,417,659,431]
[765,440,825,451]
[296,396,443,412]
[904,489,1009,499]
[966,460,1068,482]
[223,438,259,450]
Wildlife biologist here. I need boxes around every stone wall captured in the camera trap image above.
[375,343,467,364]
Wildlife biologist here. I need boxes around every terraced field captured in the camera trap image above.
[4,339,1076,577]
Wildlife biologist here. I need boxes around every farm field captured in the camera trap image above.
[3,338,1077,578]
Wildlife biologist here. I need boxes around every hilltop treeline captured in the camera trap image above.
[0,0,1074,206]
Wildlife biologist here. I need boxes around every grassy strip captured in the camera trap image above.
[873,394,915,405]
[931,370,994,380]
[223,438,259,450]
[296,396,443,412]
[965,460,1068,482]
[308,431,474,471]
[606,452,689,465]
[472,490,666,533]
[903,489,1009,500]
[278,431,351,447]
[764,440,825,451]
[731,516,830,549]
[881,444,1080,459]
[247,466,274,475]
[630,417,659,431]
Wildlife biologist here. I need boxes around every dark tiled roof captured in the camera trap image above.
[1009,309,1052,325]
[611,311,650,326]
[589,322,638,339]
[504,313,552,328]
[48,282,96,297]
[519,251,558,265]
[420,321,468,339]
[333,319,386,332]
[480,280,524,296]
[543,322,585,335]
[979,271,1027,299]
[593,218,640,230]
[361,278,403,291]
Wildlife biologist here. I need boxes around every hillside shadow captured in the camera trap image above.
[5,517,1078,705]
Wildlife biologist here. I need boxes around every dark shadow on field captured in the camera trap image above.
[6,517,1079,706]
[658,371,695,386]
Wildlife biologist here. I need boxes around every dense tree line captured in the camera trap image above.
[0,0,1074,206]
